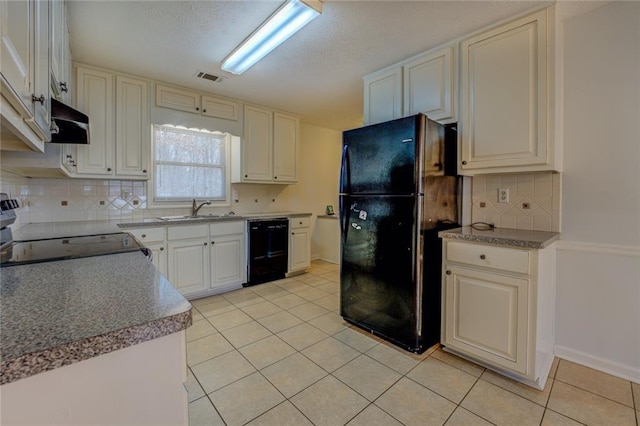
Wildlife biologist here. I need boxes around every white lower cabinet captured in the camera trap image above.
[127,227,167,276]
[287,217,311,275]
[168,225,210,296]
[441,239,556,390]
[209,222,246,292]
[159,221,246,299]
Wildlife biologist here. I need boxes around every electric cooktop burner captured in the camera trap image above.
[0,233,147,267]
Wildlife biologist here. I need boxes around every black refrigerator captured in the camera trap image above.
[339,113,461,353]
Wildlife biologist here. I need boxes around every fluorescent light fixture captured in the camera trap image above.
[221,0,322,75]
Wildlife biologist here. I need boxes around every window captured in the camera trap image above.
[152,124,231,203]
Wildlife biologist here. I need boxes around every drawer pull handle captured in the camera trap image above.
[480,254,486,260]
[446,270,452,275]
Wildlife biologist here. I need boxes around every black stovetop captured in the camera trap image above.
[0,233,145,267]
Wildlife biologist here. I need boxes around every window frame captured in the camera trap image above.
[148,124,232,208]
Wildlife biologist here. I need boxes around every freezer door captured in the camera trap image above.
[340,194,422,350]
[342,115,423,195]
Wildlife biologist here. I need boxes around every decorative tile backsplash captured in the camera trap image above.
[470,172,561,232]
[0,172,293,229]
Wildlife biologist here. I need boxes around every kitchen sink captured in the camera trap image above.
[156,214,230,221]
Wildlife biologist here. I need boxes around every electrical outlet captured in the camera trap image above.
[498,188,509,203]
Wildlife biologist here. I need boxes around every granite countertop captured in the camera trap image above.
[0,251,192,385]
[118,211,312,228]
[439,226,560,249]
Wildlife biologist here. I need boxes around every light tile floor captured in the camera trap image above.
[186,260,639,426]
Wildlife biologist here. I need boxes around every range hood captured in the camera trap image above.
[50,98,90,144]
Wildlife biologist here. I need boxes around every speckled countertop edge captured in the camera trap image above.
[0,310,191,386]
[1,252,193,386]
[438,227,560,249]
[117,211,312,228]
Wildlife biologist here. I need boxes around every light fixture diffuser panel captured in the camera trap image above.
[221,0,322,75]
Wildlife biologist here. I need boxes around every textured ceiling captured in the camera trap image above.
[68,1,606,131]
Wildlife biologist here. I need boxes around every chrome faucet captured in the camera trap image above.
[191,199,212,217]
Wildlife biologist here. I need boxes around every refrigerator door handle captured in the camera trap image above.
[339,195,349,244]
[339,144,350,194]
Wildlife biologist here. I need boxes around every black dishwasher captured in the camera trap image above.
[246,218,288,286]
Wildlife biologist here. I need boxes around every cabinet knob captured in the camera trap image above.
[461,161,468,165]
[204,242,208,246]
[159,247,164,251]
[32,94,45,104]
[274,176,278,179]
[195,107,200,111]
[245,174,248,178]
[292,232,295,235]
[203,109,207,113]
[142,169,147,173]
[141,234,146,238]
[299,221,302,225]
[480,254,486,260]
[107,167,112,172]
[446,270,452,275]
[211,241,215,244]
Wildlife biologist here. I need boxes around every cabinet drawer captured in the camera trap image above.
[127,227,165,243]
[168,224,208,241]
[210,220,244,236]
[290,217,310,229]
[446,241,529,274]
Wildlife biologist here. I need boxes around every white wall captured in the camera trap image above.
[285,123,342,260]
[555,1,640,382]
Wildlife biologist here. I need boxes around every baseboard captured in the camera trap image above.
[554,344,640,384]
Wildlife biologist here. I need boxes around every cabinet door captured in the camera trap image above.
[75,67,114,175]
[443,266,529,374]
[460,9,548,172]
[363,67,402,125]
[168,238,209,296]
[273,112,298,183]
[155,84,201,114]
[201,95,239,120]
[210,233,245,289]
[147,242,168,276]
[116,75,149,177]
[242,105,273,181]
[0,0,34,118]
[403,46,455,123]
[25,0,50,141]
[289,227,310,273]
[50,0,65,88]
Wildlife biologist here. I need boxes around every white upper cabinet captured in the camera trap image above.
[363,44,456,126]
[75,67,114,176]
[363,67,403,125]
[233,105,299,184]
[242,105,273,182]
[50,0,71,103]
[156,84,239,121]
[403,45,456,123]
[272,112,299,183]
[116,75,150,176]
[74,65,150,179]
[459,7,560,174]
[0,0,51,151]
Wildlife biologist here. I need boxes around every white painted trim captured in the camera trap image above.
[554,344,640,384]
[556,240,640,257]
